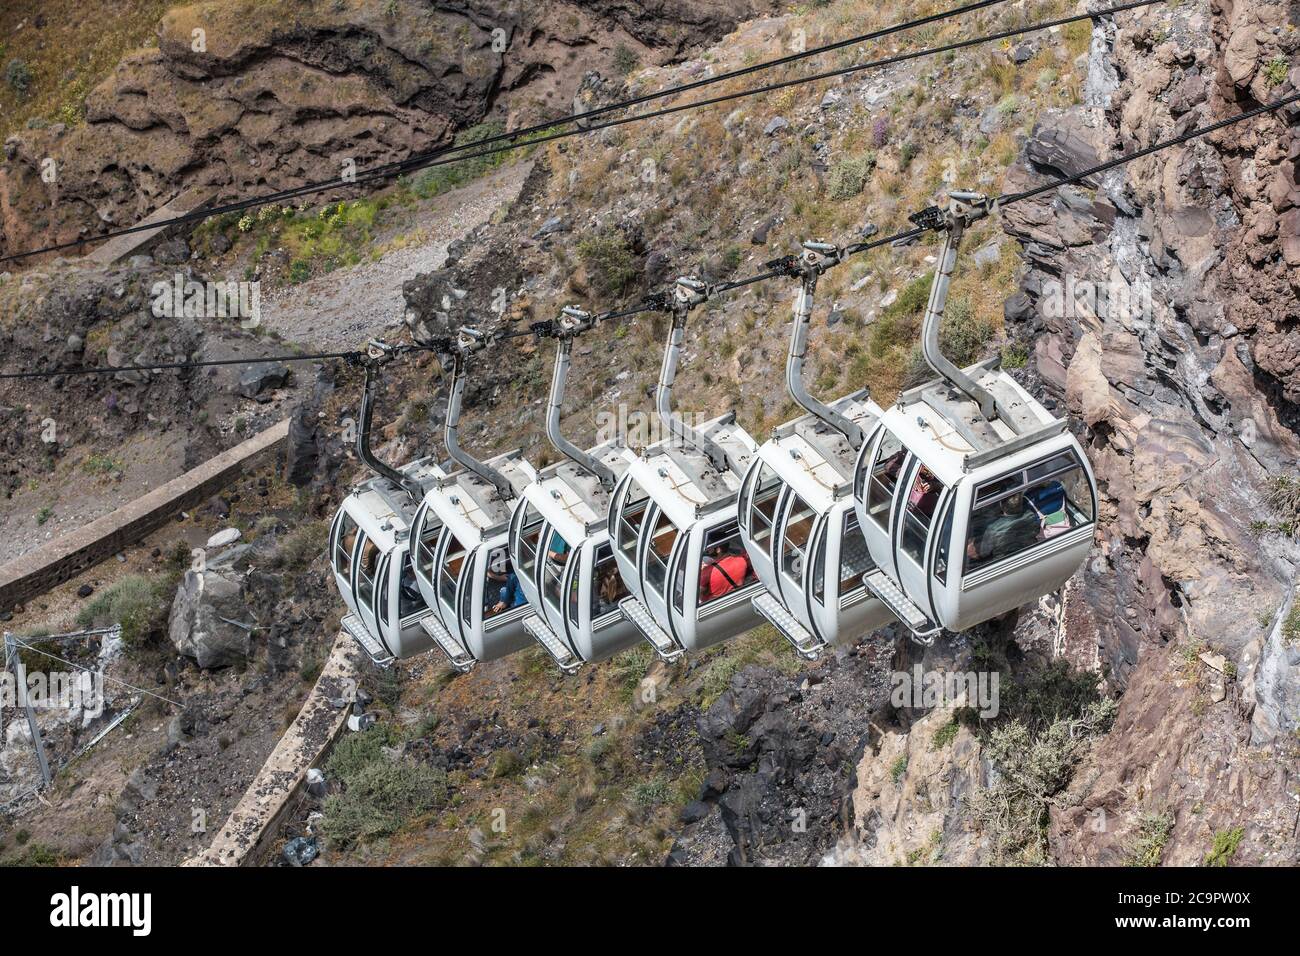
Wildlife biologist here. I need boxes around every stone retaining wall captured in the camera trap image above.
[0,419,289,612]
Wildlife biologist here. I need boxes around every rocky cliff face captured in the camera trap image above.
[0,0,773,261]
[836,0,1299,867]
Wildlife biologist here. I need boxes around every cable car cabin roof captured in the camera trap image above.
[767,390,880,503]
[427,449,536,545]
[885,362,1066,486]
[346,458,446,549]
[633,412,757,529]
[526,441,633,542]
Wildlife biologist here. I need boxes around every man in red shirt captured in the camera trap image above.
[699,545,751,602]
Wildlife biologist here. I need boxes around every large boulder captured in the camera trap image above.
[166,567,252,668]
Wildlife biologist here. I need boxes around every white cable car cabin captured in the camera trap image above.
[330,351,448,666]
[852,193,1098,641]
[740,242,898,660]
[408,333,538,671]
[611,278,764,661]
[509,309,641,674]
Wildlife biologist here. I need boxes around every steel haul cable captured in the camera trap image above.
[4,91,1298,379]
[0,0,1156,266]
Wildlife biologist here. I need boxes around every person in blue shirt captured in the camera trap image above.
[546,532,570,564]
[486,551,527,615]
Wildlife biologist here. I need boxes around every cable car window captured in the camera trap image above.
[813,527,827,604]
[673,549,687,614]
[439,535,467,608]
[781,495,816,579]
[397,553,426,620]
[838,512,872,593]
[747,463,782,549]
[645,510,679,596]
[867,431,905,530]
[588,544,627,622]
[378,559,390,624]
[617,482,650,562]
[901,465,945,565]
[933,500,955,584]
[356,536,380,610]
[543,529,572,609]
[334,514,358,577]
[699,521,754,606]
[966,452,1094,571]
[414,508,438,582]
[484,547,521,619]
[516,504,544,584]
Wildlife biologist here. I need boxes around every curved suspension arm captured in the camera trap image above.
[547,337,617,489]
[443,353,514,499]
[655,307,733,474]
[918,191,1021,431]
[357,362,423,499]
[787,271,865,449]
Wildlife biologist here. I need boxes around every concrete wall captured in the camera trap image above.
[0,419,289,612]
[186,631,360,866]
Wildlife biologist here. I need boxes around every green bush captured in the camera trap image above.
[577,230,639,296]
[1263,56,1289,88]
[407,121,510,200]
[75,574,174,646]
[827,152,877,200]
[321,724,447,848]
[975,698,1116,864]
[1204,827,1244,867]
[1127,812,1174,867]
[320,758,447,848]
[939,297,995,368]
[5,59,32,95]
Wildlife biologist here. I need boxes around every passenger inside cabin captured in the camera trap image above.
[486,554,526,616]
[593,563,625,617]
[908,466,941,518]
[699,543,753,602]
[967,492,1040,565]
[547,532,570,563]
[398,562,425,618]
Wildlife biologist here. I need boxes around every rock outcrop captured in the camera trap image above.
[167,563,254,669]
[0,0,775,262]
[995,0,1300,864]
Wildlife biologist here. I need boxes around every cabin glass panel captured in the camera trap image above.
[439,534,467,608]
[933,500,955,584]
[901,465,945,565]
[397,553,425,619]
[483,546,514,620]
[356,536,380,610]
[516,503,544,584]
[543,529,573,610]
[617,482,651,563]
[838,512,871,594]
[645,510,679,596]
[587,544,627,622]
[965,450,1094,572]
[867,431,905,530]
[812,528,827,604]
[414,508,438,582]
[746,463,782,552]
[780,495,816,579]
[699,520,752,606]
[334,513,358,578]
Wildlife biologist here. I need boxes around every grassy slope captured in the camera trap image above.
[0,1,173,140]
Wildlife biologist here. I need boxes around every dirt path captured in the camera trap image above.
[259,161,533,351]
